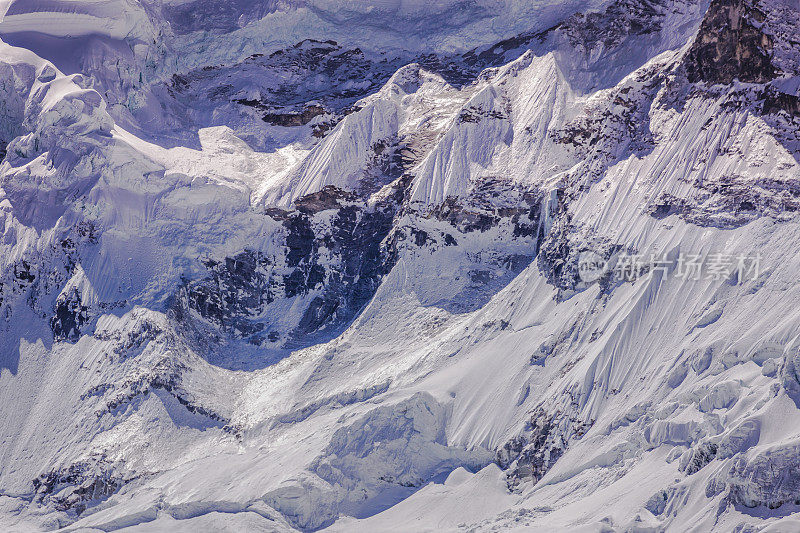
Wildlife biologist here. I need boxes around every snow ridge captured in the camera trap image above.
[1,0,800,532]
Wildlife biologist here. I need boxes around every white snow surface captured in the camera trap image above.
[0,0,605,69]
[2,0,800,532]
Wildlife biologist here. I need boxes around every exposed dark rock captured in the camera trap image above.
[294,201,397,338]
[184,184,403,347]
[536,189,575,288]
[182,174,546,349]
[415,53,484,87]
[294,185,357,214]
[187,251,272,339]
[260,104,326,127]
[431,197,498,233]
[763,88,800,117]
[172,39,401,133]
[561,0,664,52]
[498,406,594,491]
[538,202,624,295]
[95,351,232,431]
[33,459,125,515]
[429,179,541,234]
[13,260,35,283]
[684,441,718,474]
[284,215,315,268]
[462,26,554,69]
[106,319,164,362]
[51,287,90,342]
[457,106,508,124]
[553,60,662,187]
[163,0,276,35]
[462,0,668,77]
[647,175,800,228]
[685,0,776,85]
[648,194,692,219]
[0,218,104,342]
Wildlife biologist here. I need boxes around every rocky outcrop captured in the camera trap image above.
[0,219,104,345]
[682,441,719,474]
[183,183,403,348]
[6,2,800,530]
[536,189,624,295]
[183,171,551,349]
[561,0,665,53]
[461,0,698,91]
[646,175,800,228]
[33,457,127,516]
[260,104,327,127]
[171,39,406,145]
[428,178,542,235]
[763,88,800,117]
[51,287,90,342]
[498,406,594,490]
[685,0,775,85]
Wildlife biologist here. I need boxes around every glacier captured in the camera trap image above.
[0,0,800,531]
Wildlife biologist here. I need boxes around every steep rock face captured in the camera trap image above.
[0,220,103,351]
[182,172,544,351]
[182,183,402,349]
[685,0,775,84]
[552,0,702,91]
[51,287,91,342]
[684,0,800,97]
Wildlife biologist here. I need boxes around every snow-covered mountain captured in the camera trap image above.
[1,0,800,531]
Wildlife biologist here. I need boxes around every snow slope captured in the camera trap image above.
[2,0,800,531]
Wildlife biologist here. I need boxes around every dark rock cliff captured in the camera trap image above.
[685,0,776,84]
